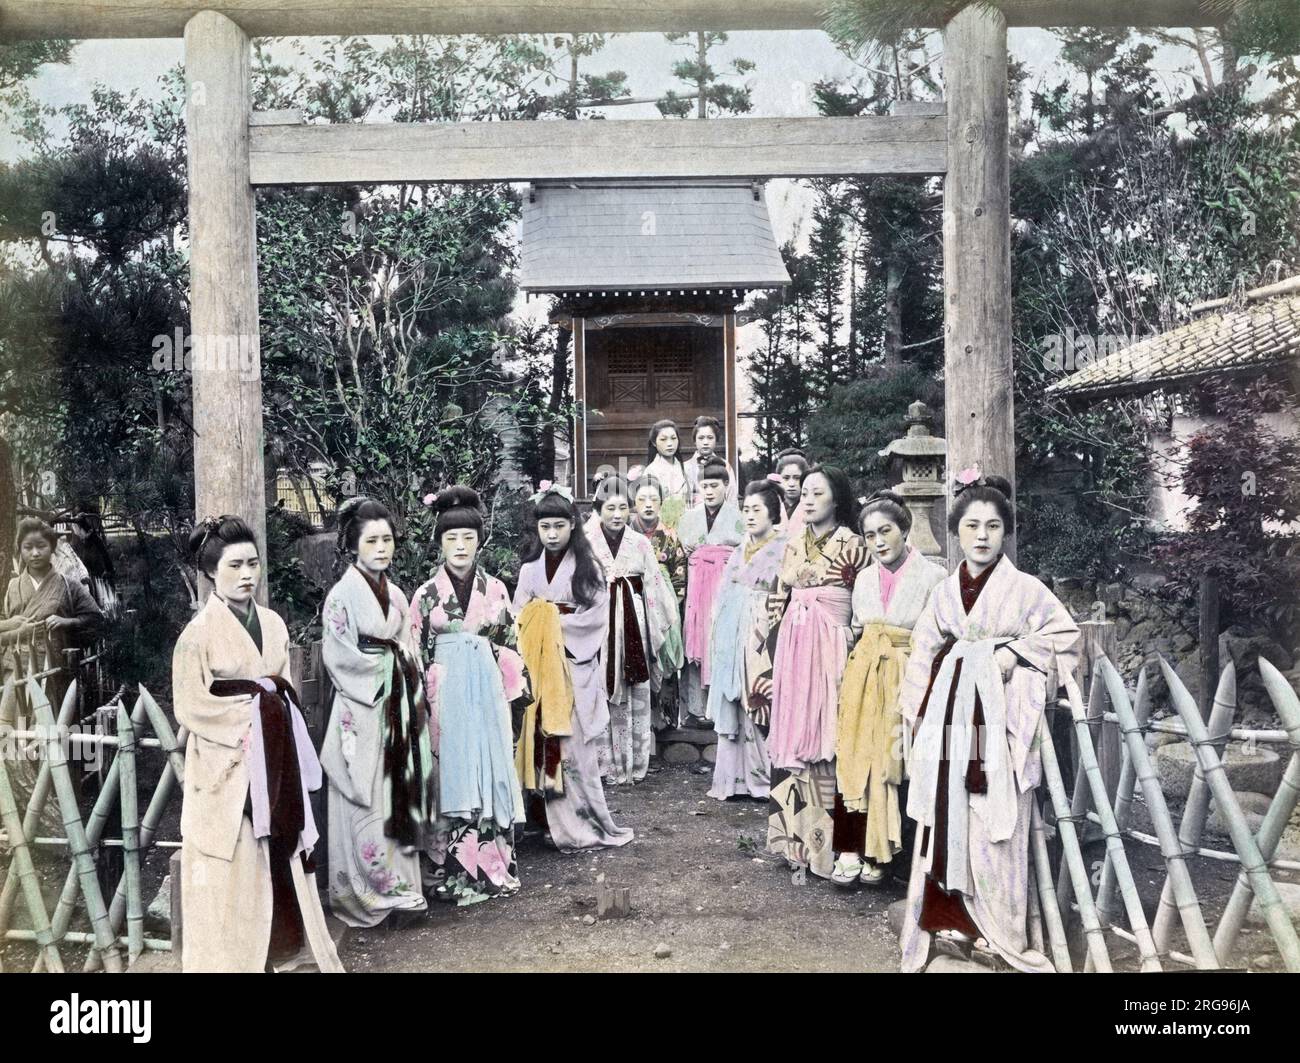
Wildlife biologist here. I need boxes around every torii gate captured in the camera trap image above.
[1,1,1225,569]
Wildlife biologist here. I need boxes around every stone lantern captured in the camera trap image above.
[878,400,947,560]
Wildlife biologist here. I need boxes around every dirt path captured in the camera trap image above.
[341,764,906,973]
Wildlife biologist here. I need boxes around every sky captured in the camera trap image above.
[5,27,1222,461]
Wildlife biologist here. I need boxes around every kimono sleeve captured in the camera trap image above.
[898,592,945,729]
[560,583,608,667]
[65,577,103,630]
[171,623,252,749]
[998,578,1081,680]
[486,579,527,703]
[321,587,384,705]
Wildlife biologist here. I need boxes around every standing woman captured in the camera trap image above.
[630,474,687,732]
[832,491,945,887]
[585,475,677,784]
[773,451,810,535]
[172,516,342,972]
[409,487,527,905]
[643,419,691,529]
[319,498,433,927]
[513,483,634,851]
[706,479,787,801]
[677,461,744,727]
[764,465,867,881]
[683,416,738,505]
[898,474,1079,972]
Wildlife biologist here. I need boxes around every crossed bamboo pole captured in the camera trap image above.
[118,701,144,962]
[1213,659,1300,959]
[1160,658,1300,971]
[1094,668,1151,925]
[1029,799,1072,971]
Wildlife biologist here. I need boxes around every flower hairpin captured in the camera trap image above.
[529,479,575,505]
[952,465,986,496]
[627,464,645,482]
[766,472,784,486]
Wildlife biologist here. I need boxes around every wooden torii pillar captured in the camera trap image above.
[184,11,267,599]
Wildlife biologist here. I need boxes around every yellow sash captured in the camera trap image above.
[836,622,912,861]
[514,598,574,792]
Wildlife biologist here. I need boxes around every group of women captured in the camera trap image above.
[169,413,1080,974]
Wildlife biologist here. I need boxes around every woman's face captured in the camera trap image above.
[537,517,572,554]
[742,494,774,538]
[441,528,479,575]
[355,519,394,575]
[862,509,908,567]
[654,427,679,460]
[600,495,630,532]
[699,476,726,508]
[800,472,836,528]
[19,532,53,574]
[693,426,717,458]
[213,541,260,604]
[634,486,662,523]
[778,462,804,506]
[957,500,1006,572]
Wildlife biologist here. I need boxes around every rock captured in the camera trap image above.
[1157,740,1282,801]
[662,742,700,765]
[145,875,172,929]
[654,943,672,959]
[702,744,717,764]
[1172,629,1196,654]
[1099,582,1124,614]
[924,955,992,973]
[1235,791,1275,816]
[1114,618,1133,641]
[888,898,907,938]
[1206,802,1266,838]
[1245,882,1300,928]
[1130,572,1169,594]
[1220,628,1294,675]
[582,914,596,926]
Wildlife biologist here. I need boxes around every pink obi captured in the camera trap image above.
[684,544,734,684]
[767,585,853,770]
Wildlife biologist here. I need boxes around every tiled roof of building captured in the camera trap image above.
[519,179,790,294]
[1047,285,1300,401]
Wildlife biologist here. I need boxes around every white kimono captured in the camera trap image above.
[897,555,1079,973]
[172,595,343,973]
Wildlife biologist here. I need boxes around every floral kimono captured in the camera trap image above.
[683,454,739,505]
[677,500,744,724]
[705,530,787,800]
[764,525,867,880]
[513,551,634,851]
[319,565,433,927]
[409,565,527,905]
[172,595,343,972]
[631,515,688,607]
[836,549,946,865]
[643,455,691,528]
[897,555,1079,973]
[584,519,677,784]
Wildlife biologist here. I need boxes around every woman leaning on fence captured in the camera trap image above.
[319,497,433,928]
[0,517,102,726]
[897,473,1079,973]
[172,515,343,973]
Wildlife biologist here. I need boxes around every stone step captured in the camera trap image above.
[658,726,717,747]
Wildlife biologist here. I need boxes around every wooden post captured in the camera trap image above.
[185,11,267,600]
[1198,572,1220,721]
[941,6,1013,565]
[573,316,588,496]
[1075,619,1120,802]
[723,311,738,477]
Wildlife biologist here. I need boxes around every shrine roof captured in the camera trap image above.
[519,179,791,295]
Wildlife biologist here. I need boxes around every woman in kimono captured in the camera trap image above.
[706,479,786,801]
[513,483,634,851]
[1,518,102,724]
[832,491,945,886]
[765,465,868,881]
[683,416,738,505]
[677,461,744,728]
[642,419,691,528]
[898,474,1079,972]
[630,474,687,732]
[773,452,809,535]
[172,515,342,972]
[319,497,433,927]
[409,486,527,905]
[585,475,677,784]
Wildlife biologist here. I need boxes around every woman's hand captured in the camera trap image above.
[45,615,74,632]
[995,646,1017,679]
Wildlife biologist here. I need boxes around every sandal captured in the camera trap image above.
[830,854,866,886]
[933,929,973,961]
[858,861,887,886]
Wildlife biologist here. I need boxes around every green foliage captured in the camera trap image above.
[657,32,754,118]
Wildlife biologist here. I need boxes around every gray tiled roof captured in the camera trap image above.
[1046,292,1300,401]
[519,179,791,293]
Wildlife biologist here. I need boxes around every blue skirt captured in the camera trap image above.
[705,581,749,738]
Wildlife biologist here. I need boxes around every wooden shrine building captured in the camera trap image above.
[519,179,790,493]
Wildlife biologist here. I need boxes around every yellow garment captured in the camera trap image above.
[514,598,574,792]
[836,622,912,862]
